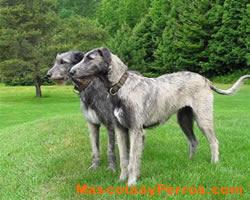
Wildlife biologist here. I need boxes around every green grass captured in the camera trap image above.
[0,84,250,200]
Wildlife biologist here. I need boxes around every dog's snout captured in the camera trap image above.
[46,72,52,78]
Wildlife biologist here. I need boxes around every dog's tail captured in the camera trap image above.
[209,75,250,95]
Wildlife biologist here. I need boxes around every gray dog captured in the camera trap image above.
[70,47,250,185]
[47,51,117,171]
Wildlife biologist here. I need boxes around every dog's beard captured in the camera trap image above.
[54,79,65,85]
[53,76,68,85]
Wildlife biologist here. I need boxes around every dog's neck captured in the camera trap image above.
[108,54,128,86]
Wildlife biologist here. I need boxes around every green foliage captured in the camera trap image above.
[156,0,214,74]
[99,0,250,77]
[97,0,150,33]
[56,0,100,18]
[107,24,134,65]
[0,0,107,91]
[0,0,59,91]
[0,0,249,87]
[0,59,33,85]
[210,69,250,84]
[242,4,250,65]
[133,0,171,74]
[51,16,108,53]
[155,0,184,73]
[106,0,171,74]
[202,0,249,75]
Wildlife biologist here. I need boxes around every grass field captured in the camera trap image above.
[0,84,250,200]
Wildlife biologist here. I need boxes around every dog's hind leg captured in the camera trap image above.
[107,126,116,172]
[87,122,100,170]
[177,106,199,159]
[193,98,219,163]
[127,128,144,186]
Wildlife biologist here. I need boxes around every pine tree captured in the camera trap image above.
[129,0,171,75]
[154,2,181,73]
[155,0,216,74]
[203,0,249,75]
[129,14,153,72]
[117,0,150,29]
[0,0,58,97]
[51,16,108,52]
[240,4,250,66]
[57,0,100,18]
[107,24,135,66]
[97,0,150,33]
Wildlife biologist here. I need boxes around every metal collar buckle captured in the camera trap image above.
[109,87,117,95]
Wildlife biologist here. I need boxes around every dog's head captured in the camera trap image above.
[70,47,127,84]
[70,47,111,78]
[47,51,84,84]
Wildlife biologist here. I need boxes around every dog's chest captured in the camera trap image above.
[84,107,100,124]
[114,107,131,128]
[114,108,123,124]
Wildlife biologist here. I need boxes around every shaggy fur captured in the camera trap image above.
[70,47,250,185]
[47,51,117,171]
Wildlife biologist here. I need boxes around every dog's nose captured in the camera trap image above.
[70,70,75,76]
[46,72,51,78]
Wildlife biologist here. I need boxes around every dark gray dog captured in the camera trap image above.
[70,47,250,185]
[47,51,117,171]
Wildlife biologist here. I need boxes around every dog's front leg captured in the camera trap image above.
[107,126,116,172]
[87,122,100,170]
[115,126,129,182]
[128,128,144,186]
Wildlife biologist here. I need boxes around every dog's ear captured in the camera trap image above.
[98,47,111,64]
[73,52,85,64]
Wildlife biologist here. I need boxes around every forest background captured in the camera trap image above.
[0,0,249,96]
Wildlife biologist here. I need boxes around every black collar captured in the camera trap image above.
[109,72,129,95]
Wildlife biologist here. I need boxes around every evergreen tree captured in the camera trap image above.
[56,0,100,18]
[129,0,171,75]
[0,0,107,95]
[51,16,108,52]
[155,0,215,74]
[203,0,249,75]
[96,0,120,33]
[97,0,150,33]
[154,2,181,73]
[129,14,153,72]
[117,0,150,29]
[0,0,58,97]
[240,4,250,65]
[101,0,249,77]
[107,24,134,66]
[1,0,249,85]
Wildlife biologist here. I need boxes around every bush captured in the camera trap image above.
[210,69,250,84]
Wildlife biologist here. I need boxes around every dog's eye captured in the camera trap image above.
[60,59,67,64]
[88,54,96,60]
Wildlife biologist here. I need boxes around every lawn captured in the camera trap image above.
[0,84,250,200]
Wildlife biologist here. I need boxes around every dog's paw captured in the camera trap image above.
[106,165,116,173]
[189,140,199,159]
[88,163,99,170]
[211,153,219,164]
[211,158,219,164]
[127,177,137,186]
[119,171,128,182]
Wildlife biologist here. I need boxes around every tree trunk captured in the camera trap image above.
[35,76,42,97]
